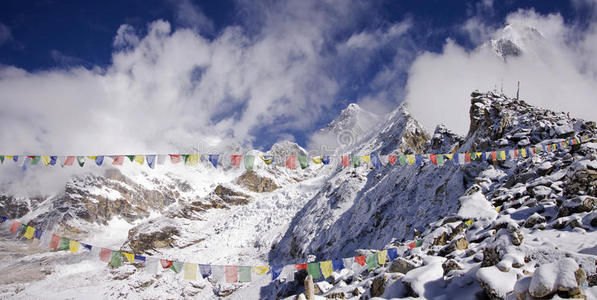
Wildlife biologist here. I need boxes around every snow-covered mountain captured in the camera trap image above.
[481,23,547,60]
[0,91,596,299]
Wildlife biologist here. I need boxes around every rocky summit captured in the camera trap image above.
[0,91,596,299]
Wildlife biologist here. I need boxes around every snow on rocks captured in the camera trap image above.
[476,266,518,299]
[528,258,587,298]
[457,185,498,221]
[402,256,446,297]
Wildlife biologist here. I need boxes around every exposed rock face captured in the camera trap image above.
[236,171,279,193]
[370,275,387,297]
[0,195,31,219]
[126,222,180,253]
[388,258,417,274]
[482,247,501,267]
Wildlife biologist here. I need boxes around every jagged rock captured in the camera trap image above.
[388,258,416,274]
[438,237,468,256]
[588,274,597,287]
[126,222,180,253]
[524,213,546,228]
[0,195,30,219]
[482,248,501,267]
[529,258,586,298]
[531,186,552,200]
[351,286,364,296]
[212,184,251,205]
[370,275,387,297]
[557,196,597,218]
[442,259,462,276]
[236,171,280,193]
[324,292,346,299]
[110,265,136,280]
[508,228,524,246]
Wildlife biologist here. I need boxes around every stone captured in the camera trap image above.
[442,259,462,276]
[370,275,387,297]
[236,170,280,193]
[591,217,597,227]
[324,292,346,299]
[510,229,524,246]
[558,196,597,218]
[482,248,500,267]
[388,258,416,274]
[126,224,180,253]
[524,213,546,228]
[529,258,586,298]
[438,237,468,256]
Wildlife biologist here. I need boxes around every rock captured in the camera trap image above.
[482,248,501,267]
[591,217,597,227]
[370,275,387,297]
[529,258,586,298]
[324,292,346,299]
[388,258,416,274]
[351,287,364,296]
[126,222,180,253]
[531,186,552,200]
[438,237,468,256]
[403,281,418,298]
[524,213,546,228]
[558,196,597,218]
[588,274,597,287]
[442,259,462,276]
[509,228,524,246]
[477,266,518,300]
[236,171,280,193]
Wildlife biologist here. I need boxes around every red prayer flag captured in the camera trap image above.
[112,155,124,165]
[50,234,61,250]
[295,264,307,270]
[9,221,20,233]
[169,155,182,164]
[64,156,75,166]
[160,259,173,269]
[465,153,471,163]
[286,155,297,169]
[513,149,518,158]
[355,255,366,266]
[100,248,111,262]
[341,155,350,167]
[388,155,397,165]
[231,155,242,168]
[429,154,437,165]
[408,242,416,249]
[491,151,497,161]
[225,266,238,283]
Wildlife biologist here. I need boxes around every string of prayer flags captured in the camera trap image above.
[298,155,308,169]
[50,234,61,250]
[252,266,268,275]
[58,237,70,251]
[244,155,255,170]
[63,156,75,166]
[361,155,370,163]
[0,155,3,163]
[95,156,104,166]
[157,155,166,165]
[41,156,51,166]
[209,154,219,168]
[388,248,398,260]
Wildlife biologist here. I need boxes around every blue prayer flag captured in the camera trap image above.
[332,259,344,271]
[209,154,219,168]
[271,265,284,280]
[82,243,92,250]
[481,152,487,162]
[134,255,146,262]
[199,264,212,278]
[95,156,104,166]
[49,156,57,166]
[13,156,18,162]
[322,156,330,165]
[453,153,459,165]
[146,155,156,169]
[371,154,380,169]
[388,248,398,260]
[0,216,7,223]
[34,229,43,239]
[415,155,423,166]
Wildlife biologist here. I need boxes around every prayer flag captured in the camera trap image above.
[252,266,268,275]
[69,240,80,253]
[212,265,226,282]
[271,266,284,280]
[389,155,398,165]
[146,155,156,169]
[199,264,212,278]
[320,261,333,279]
[134,255,145,263]
[452,153,459,165]
[64,156,75,166]
[521,148,527,158]
[231,155,242,167]
[437,154,444,166]
[371,154,381,169]
[282,265,295,281]
[351,155,360,168]
[125,155,134,162]
[34,228,43,239]
[110,251,123,267]
[24,226,35,239]
[184,263,198,280]
[10,221,20,233]
[286,155,297,169]
[0,156,3,163]
[481,152,487,162]
[388,248,398,260]
[41,156,51,166]
[307,263,321,280]
[209,154,219,168]
[366,254,378,271]
[361,155,370,163]
[0,216,6,223]
[160,260,172,269]
[491,151,497,161]
[50,234,61,250]
[355,255,366,266]
[499,150,506,160]
[123,252,134,263]
[171,261,183,273]
[415,155,423,166]
[429,154,437,165]
[238,266,251,282]
[341,155,349,167]
[298,155,309,169]
[58,238,70,251]
[464,219,474,227]
[112,155,124,165]
[465,153,471,163]
[100,248,111,262]
[261,155,274,165]
[311,156,322,164]
[225,266,238,283]
[12,156,18,162]
[458,153,466,165]
[332,259,344,271]
[134,155,144,165]
[415,240,423,247]
[49,156,57,166]
[295,264,307,270]
[187,154,200,166]
[321,156,330,165]
[408,242,416,249]
[82,243,92,250]
[77,156,85,167]
[157,155,166,165]
[95,156,104,166]
[170,155,182,164]
[244,155,255,170]
[378,250,387,265]
[29,156,40,165]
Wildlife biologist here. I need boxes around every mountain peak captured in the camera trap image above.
[482,23,545,59]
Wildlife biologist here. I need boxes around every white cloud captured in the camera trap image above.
[406,9,597,136]
[0,23,12,46]
[170,0,215,34]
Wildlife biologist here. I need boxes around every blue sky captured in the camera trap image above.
[0,0,595,154]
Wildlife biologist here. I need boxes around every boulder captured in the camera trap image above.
[442,259,462,276]
[524,213,546,228]
[438,237,468,256]
[558,196,597,218]
[477,266,518,300]
[388,258,416,274]
[529,258,586,298]
[482,248,501,267]
[370,275,387,297]
[236,171,280,193]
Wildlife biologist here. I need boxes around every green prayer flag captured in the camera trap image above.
[0,156,4,163]
[238,266,252,282]
[182,155,189,163]
[471,152,478,160]
[170,261,183,273]
[126,155,135,162]
[298,156,309,169]
[58,237,70,251]
[415,240,423,247]
[398,154,406,165]
[109,251,122,267]
[366,253,378,271]
[307,262,321,280]
[30,156,40,165]
[437,154,444,166]
[244,155,255,170]
[77,156,85,167]
[351,155,361,168]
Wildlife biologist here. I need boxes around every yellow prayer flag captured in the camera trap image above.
[252,266,269,275]
[520,148,527,157]
[320,261,333,279]
[123,252,134,263]
[407,155,415,165]
[41,156,51,166]
[311,156,322,164]
[445,154,453,160]
[24,226,35,239]
[361,155,370,163]
[464,219,474,227]
[87,156,97,160]
[6,155,13,160]
[495,206,501,213]
[183,263,198,280]
[378,250,387,265]
[186,154,199,166]
[499,151,506,160]
[69,240,80,253]
[134,155,145,165]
